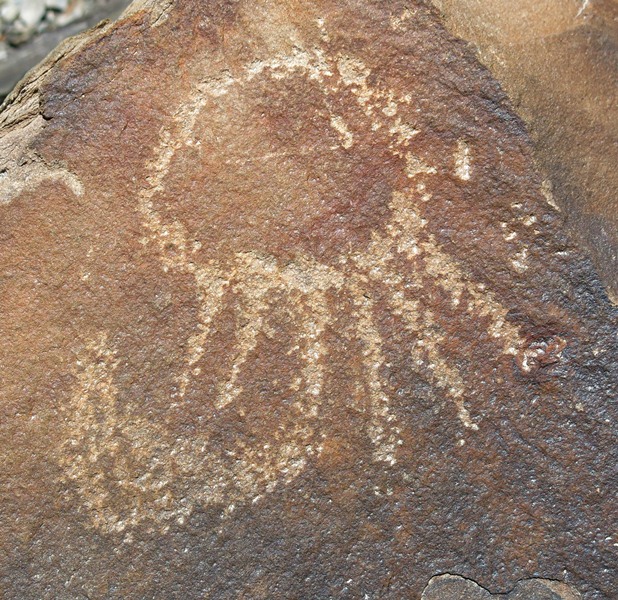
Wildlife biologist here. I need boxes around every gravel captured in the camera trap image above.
[0,0,119,46]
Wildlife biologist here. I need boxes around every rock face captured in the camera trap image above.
[434,0,618,303]
[422,574,582,600]
[0,1,616,598]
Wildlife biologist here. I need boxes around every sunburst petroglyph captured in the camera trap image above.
[59,41,542,534]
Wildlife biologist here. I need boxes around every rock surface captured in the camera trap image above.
[434,0,618,303]
[422,574,582,600]
[0,1,616,598]
[0,0,131,100]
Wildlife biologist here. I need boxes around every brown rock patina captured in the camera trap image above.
[434,0,618,302]
[0,1,616,598]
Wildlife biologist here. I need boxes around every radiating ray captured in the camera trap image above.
[351,198,479,428]
[347,279,401,466]
[176,264,230,398]
[214,295,270,410]
[292,291,329,419]
[352,243,477,429]
[384,287,476,430]
[387,189,525,355]
[278,257,342,420]
[215,253,277,410]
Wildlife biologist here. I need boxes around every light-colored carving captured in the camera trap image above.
[60,43,531,533]
[454,139,471,181]
[349,283,402,465]
[390,7,416,32]
[406,154,438,178]
[330,114,354,149]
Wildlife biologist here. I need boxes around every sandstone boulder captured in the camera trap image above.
[0,1,616,598]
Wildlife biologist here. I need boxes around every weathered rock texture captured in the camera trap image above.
[433,0,618,302]
[0,1,616,598]
[0,0,132,100]
[422,574,582,600]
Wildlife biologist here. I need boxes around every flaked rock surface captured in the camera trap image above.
[422,574,583,600]
[0,1,616,598]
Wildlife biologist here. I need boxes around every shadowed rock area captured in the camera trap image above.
[0,1,616,598]
[434,0,618,302]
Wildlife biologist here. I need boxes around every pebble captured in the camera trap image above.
[45,0,68,10]
[18,0,45,28]
[0,0,103,45]
[0,2,19,24]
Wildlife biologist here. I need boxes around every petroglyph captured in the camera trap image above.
[330,114,354,149]
[60,43,534,533]
[390,7,416,32]
[454,139,471,181]
[405,154,438,178]
[60,333,322,533]
[0,2,613,596]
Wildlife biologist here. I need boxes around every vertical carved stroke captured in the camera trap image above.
[348,279,401,466]
[216,254,276,410]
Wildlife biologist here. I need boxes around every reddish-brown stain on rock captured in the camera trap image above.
[0,1,616,599]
